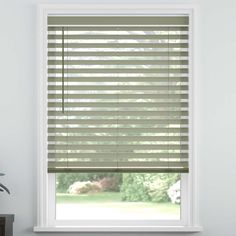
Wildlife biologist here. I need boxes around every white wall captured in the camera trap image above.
[1,0,236,235]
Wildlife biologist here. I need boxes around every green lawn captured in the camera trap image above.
[57,192,121,203]
[56,192,179,214]
[56,192,180,219]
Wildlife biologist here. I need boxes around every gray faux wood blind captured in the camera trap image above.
[47,16,189,173]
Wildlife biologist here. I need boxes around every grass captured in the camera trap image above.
[57,192,179,212]
[56,192,180,219]
[57,192,121,203]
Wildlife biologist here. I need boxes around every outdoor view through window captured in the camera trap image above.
[56,173,181,220]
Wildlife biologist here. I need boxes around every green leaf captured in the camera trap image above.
[0,183,10,194]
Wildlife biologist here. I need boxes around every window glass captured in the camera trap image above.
[56,173,181,220]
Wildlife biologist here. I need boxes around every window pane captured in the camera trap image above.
[56,173,180,220]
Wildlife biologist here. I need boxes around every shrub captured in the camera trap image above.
[120,174,150,202]
[120,173,180,203]
[99,177,120,192]
[56,173,122,193]
[147,173,180,203]
[68,181,102,194]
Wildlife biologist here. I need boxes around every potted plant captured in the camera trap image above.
[0,173,10,194]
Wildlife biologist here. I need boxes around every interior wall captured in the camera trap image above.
[0,0,236,235]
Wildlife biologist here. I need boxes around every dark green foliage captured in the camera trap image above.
[120,173,180,203]
[148,173,180,202]
[120,174,150,202]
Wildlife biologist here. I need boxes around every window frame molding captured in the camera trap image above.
[35,4,201,232]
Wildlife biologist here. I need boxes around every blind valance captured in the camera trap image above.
[47,15,189,173]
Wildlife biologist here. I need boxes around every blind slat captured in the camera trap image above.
[48,77,188,83]
[48,127,188,133]
[48,43,188,49]
[48,119,188,125]
[48,26,188,31]
[48,34,188,40]
[48,85,188,91]
[48,136,188,142]
[48,94,188,99]
[48,51,188,57]
[48,152,188,158]
[48,102,188,108]
[48,68,188,74]
[48,60,188,66]
[48,110,188,117]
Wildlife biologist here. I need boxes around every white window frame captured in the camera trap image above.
[35,4,201,232]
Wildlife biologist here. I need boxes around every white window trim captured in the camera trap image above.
[35,4,202,232]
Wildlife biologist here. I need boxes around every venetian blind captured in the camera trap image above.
[47,16,189,173]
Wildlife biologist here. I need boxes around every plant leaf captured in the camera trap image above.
[0,183,10,194]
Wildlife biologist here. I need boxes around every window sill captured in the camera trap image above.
[34,225,203,233]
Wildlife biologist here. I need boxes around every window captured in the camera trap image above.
[35,5,200,232]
